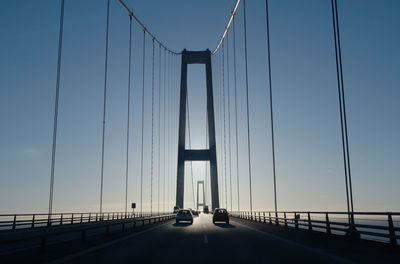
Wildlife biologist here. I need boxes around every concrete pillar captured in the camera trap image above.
[176,49,219,210]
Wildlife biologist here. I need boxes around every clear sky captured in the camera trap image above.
[0,0,399,214]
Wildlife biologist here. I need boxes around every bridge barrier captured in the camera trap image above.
[0,212,175,250]
[230,211,400,246]
[0,212,168,230]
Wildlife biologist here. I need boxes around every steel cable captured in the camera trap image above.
[48,0,65,216]
[265,0,278,217]
[139,30,146,215]
[124,16,133,215]
[334,0,354,216]
[158,44,161,215]
[186,95,195,208]
[331,0,354,225]
[227,31,233,212]
[117,0,180,54]
[163,48,167,213]
[100,0,110,214]
[232,15,240,212]
[243,0,253,212]
[222,42,228,209]
[166,52,170,211]
[150,39,155,215]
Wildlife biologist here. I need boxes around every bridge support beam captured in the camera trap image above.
[176,49,219,211]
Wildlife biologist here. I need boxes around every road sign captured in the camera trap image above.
[131,203,136,209]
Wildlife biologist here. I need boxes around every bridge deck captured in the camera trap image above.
[1,214,399,263]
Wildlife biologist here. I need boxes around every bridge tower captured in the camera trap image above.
[196,180,206,211]
[176,49,219,210]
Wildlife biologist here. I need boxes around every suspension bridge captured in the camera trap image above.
[0,0,399,263]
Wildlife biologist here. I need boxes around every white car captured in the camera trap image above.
[176,209,193,224]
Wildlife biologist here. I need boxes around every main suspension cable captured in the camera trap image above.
[243,0,253,212]
[117,0,180,54]
[212,0,241,54]
[100,0,110,214]
[48,0,65,216]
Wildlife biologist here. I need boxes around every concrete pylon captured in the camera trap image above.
[196,181,205,211]
[176,49,219,211]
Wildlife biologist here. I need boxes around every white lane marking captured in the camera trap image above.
[48,221,171,264]
[234,221,355,264]
[203,234,208,244]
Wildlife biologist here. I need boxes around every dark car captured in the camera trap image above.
[176,209,193,224]
[191,209,199,216]
[213,208,229,224]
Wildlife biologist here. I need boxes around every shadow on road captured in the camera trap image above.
[172,222,192,227]
[214,223,236,228]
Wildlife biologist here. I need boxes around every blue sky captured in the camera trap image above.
[0,0,399,213]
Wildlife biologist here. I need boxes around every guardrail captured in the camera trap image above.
[230,211,400,246]
[0,212,168,231]
[0,213,175,250]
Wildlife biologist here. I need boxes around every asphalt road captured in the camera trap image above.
[42,213,400,264]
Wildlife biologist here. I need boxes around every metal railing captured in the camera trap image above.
[0,212,170,231]
[230,211,400,246]
[0,212,175,250]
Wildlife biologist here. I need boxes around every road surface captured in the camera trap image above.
[43,214,399,264]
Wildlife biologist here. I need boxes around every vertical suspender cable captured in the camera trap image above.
[170,52,173,208]
[205,115,209,205]
[173,55,176,207]
[171,54,173,209]
[222,42,228,209]
[174,54,177,207]
[100,0,110,214]
[140,30,146,215]
[158,44,161,215]
[331,0,350,223]
[243,0,253,212]
[232,16,240,211]
[186,96,195,208]
[174,55,178,206]
[171,52,173,209]
[174,54,180,203]
[219,50,223,206]
[220,51,224,207]
[163,48,167,212]
[331,0,354,226]
[215,53,221,203]
[265,0,278,218]
[125,16,133,215]
[167,52,170,209]
[48,0,65,216]
[227,31,233,212]
[335,0,354,218]
[150,39,155,215]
